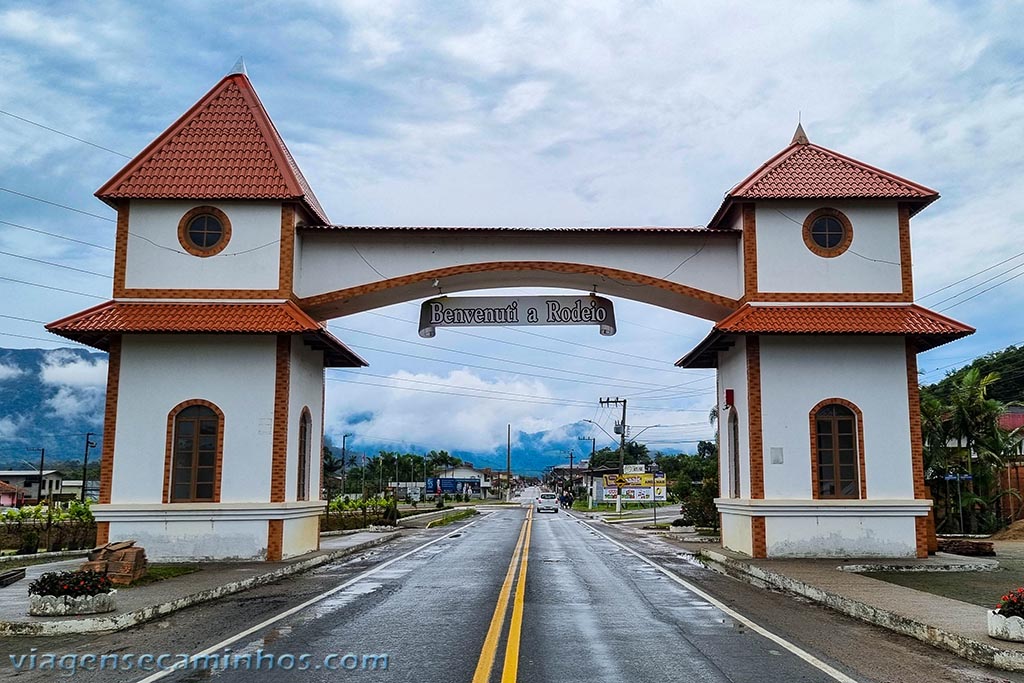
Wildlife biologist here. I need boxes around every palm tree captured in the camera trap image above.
[947,368,1004,531]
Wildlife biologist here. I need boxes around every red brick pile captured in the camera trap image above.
[81,540,148,585]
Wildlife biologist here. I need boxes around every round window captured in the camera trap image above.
[177,206,231,257]
[802,208,852,257]
[187,214,223,249]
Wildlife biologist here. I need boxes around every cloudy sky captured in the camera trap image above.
[0,1,1021,462]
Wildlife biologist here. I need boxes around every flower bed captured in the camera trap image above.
[989,587,1024,641]
[27,570,116,617]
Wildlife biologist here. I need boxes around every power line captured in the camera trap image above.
[0,187,115,222]
[0,248,112,279]
[333,325,676,390]
[918,249,1024,301]
[938,269,1024,313]
[0,331,90,348]
[367,310,678,372]
[0,108,131,158]
[0,219,114,252]
[0,275,106,300]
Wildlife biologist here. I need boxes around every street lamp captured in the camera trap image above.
[582,419,619,445]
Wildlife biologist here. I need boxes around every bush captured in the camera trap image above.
[670,518,692,528]
[18,530,39,555]
[29,570,113,598]
[997,588,1024,619]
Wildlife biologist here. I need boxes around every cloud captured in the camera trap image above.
[38,351,106,422]
[39,350,107,388]
[0,415,26,440]
[0,364,24,381]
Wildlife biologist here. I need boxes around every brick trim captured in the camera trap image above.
[98,337,122,504]
[267,519,283,562]
[743,291,911,303]
[113,203,130,297]
[271,335,291,503]
[742,203,758,299]
[177,205,232,258]
[297,261,741,316]
[802,207,853,258]
[915,515,929,558]
[162,399,225,503]
[95,521,110,546]
[278,203,295,297]
[116,288,285,299]
[808,398,868,500]
[905,339,928,499]
[751,516,767,558]
[746,336,764,499]
[898,202,914,300]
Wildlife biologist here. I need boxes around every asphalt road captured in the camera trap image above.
[1,495,1022,683]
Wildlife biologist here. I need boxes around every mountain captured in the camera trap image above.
[0,346,688,475]
[0,347,108,469]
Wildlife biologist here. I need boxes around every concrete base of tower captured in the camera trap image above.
[716,499,932,559]
[92,501,327,561]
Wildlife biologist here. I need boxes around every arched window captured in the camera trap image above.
[167,401,223,503]
[728,408,741,498]
[297,409,312,501]
[811,401,864,499]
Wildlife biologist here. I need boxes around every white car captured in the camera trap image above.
[535,492,559,513]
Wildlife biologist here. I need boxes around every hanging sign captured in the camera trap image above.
[418,295,616,338]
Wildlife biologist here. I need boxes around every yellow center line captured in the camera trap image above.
[471,509,530,683]
[501,507,533,683]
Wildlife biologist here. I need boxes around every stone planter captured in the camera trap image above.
[988,610,1024,641]
[28,590,117,617]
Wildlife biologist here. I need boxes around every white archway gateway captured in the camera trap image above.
[47,67,973,561]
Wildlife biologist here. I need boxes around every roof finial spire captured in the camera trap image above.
[229,57,247,76]
[791,121,809,145]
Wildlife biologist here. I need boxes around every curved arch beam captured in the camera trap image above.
[297,261,741,322]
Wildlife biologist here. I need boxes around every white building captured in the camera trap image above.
[46,68,971,561]
[0,470,63,504]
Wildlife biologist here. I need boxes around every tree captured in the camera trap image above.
[947,368,1004,532]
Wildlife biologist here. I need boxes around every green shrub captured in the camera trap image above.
[29,570,113,597]
[670,518,691,527]
[997,588,1024,619]
[18,530,39,555]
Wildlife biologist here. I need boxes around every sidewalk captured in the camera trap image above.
[660,534,1024,673]
[0,530,401,636]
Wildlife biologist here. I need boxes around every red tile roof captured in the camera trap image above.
[96,73,328,223]
[46,301,365,367]
[708,131,938,228]
[676,304,974,368]
[0,481,22,494]
[715,304,972,337]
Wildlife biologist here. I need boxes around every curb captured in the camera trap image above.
[0,532,402,637]
[697,548,1024,673]
[0,550,90,564]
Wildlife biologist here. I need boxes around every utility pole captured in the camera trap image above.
[28,447,50,550]
[578,436,595,508]
[600,397,627,513]
[506,423,512,502]
[568,448,574,505]
[341,433,352,495]
[81,432,96,503]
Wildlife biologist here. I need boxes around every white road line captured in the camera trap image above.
[568,513,861,683]
[133,521,481,683]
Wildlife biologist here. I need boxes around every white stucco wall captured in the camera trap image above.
[295,230,741,318]
[716,336,749,499]
[766,515,917,557]
[720,513,752,556]
[112,334,278,504]
[755,201,903,294]
[124,200,281,290]
[286,337,325,502]
[758,335,913,500]
[109,519,269,561]
[283,515,320,559]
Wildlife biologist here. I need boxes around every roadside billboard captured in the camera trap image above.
[426,477,481,496]
[599,473,667,501]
